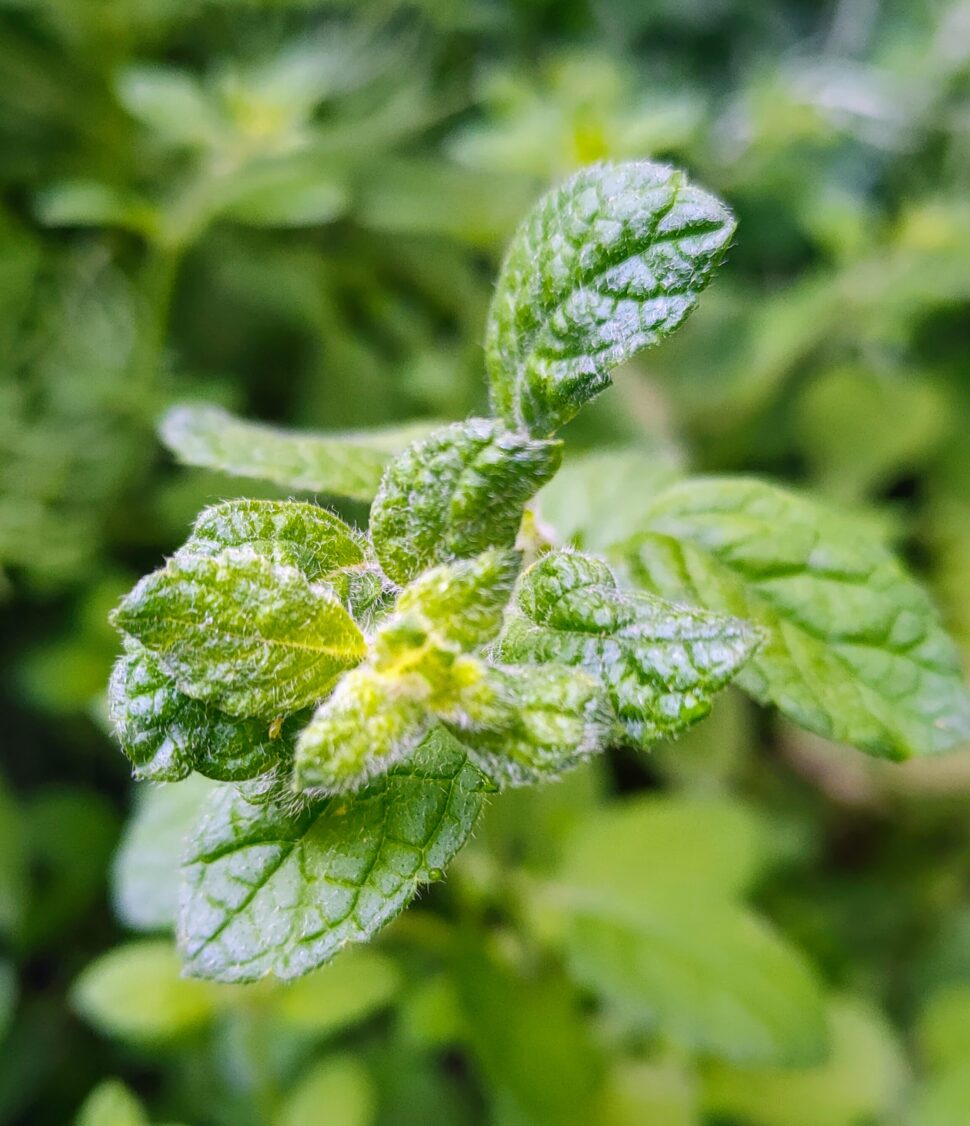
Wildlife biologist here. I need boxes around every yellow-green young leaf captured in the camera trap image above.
[499,551,760,750]
[111,546,366,719]
[112,776,217,933]
[624,477,970,759]
[72,940,218,1044]
[701,997,907,1126]
[179,729,487,982]
[486,160,735,436]
[108,643,296,782]
[392,549,521,651]
[369,419,561,585]
[187,499,365,583]
[277,1056,376,1126]
[271,948,401,1036]
[450,664,612,787]
[159,403,439,503]
[76,1080,149,1126]
[294,667,430,794]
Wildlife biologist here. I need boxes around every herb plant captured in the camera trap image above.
[108,160,970,984]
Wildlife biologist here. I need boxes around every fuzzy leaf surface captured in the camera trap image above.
[369,419,560,585]
[499,551,760,749]
[294,667,430,794]
[391,548,520,651]
[112,546,365,718]
[178,729,487,982]
[160,403,438,502]
[108,643,295,782]
[624,477,970,759]
[187,499,365,582]
[485,160,735,435]
[450,664,612,787]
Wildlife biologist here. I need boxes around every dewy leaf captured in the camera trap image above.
[179,728,487,982]
[392,548,521,651]
[111,546,365,719]
[369,419,561,585]
[485,160,735,435]
[624,477,970,759]
[450,664,612,787]
[108,643,295,782]
[159,403,439,503]
[187,499,365,583]
[294,667,430,794]
[499,551,760,750]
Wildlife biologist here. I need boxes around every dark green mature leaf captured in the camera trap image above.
[369,419,561,585]
[108,643,295,782]
[499,551,760,749]
[187,499,365,583]
[112,546,365,718]
[485,161,735,435]
[294,667,430,794]
[179,729,487,982]
[450,664,612,787]
[160,404,439,502]
[624,477,970,759]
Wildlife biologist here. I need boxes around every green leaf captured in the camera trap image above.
[500,551,760,749]
[369,419,561,585]
[219,159,348,229]
[536,447,684,553]
[76,1080,149,1126]
[159,404,439,503]
[277,1056,376,1126]
[624,477,970,759]
[559,795,773,904]
[108,643,295,781]
[392,549,521,651]
[72,940,218,1043]
[187,499,365,583]
[485,160,735,435]
[562,895,826,1066]
[450,664,612,787]
[294,667,430,794]
[550,795,826,1066]
[112,546,365,718]
[911,1066,970,1126]
[115,66,225,150]
[0,775,26,940]
[702,997,907,1126]
[271,948,401,1036]
[918,984,970,1073]
[599,1060,699,1126]
[179,729,487,982]
[454,947,603,1126]
[112,776,217,933]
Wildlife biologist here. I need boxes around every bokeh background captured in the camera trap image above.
[2,1,970,1123]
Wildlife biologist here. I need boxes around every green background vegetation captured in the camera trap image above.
[2,0,970,1122]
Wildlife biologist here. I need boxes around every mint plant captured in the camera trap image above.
[108,160,970,983]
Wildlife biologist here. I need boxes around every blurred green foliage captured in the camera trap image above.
[1,0,970,1122]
